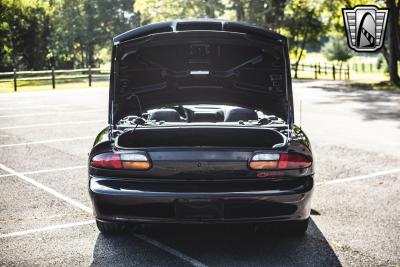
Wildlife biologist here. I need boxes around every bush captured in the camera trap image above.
[322,36,353,63]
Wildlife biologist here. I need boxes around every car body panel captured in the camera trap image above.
[89,123,314,223]
[89,20,313,225]
[90,175,313,223]
[108,19,294,127]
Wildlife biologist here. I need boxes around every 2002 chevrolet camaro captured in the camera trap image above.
[88,19,314,235]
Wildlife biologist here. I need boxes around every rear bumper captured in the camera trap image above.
[89,176,314,223]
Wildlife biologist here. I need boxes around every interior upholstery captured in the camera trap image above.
[148,109,180,122]
[224,108,258,122]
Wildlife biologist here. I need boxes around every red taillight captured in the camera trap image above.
[249,153,311,170]
[91,153,122,169]
[277,153,312,169]
[90,152,151,170]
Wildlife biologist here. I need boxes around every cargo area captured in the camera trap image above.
[115,127,286,148]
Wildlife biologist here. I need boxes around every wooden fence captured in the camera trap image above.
[0,67,109,91]
[292,63,350,80]
[0,63,373,92]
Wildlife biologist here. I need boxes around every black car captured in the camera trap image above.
[89,19,314,235]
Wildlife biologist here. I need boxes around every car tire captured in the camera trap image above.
[96,220,126,235]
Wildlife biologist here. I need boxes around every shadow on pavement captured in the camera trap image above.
[91,219,341,267]
[311,83,400,123]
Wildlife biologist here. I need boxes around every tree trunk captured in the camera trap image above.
[80,45,85,68]
[205,0,215,18]
[84,0,95,67]
[294,34,308,79]
[397,0,400,59]
[233,0,245,21]
[386,0,400,85]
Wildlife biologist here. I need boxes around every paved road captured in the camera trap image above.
[0,80,399,266]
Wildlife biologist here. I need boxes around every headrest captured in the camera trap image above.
[224,107,258,122]
[148,109,180,122]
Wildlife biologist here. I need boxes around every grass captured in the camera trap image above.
[295,52,390,81]
[301,52,380,66]
[291,69,389,82]
[0,52,395,93]
[347,81,400,91]
[0,78,109,93]
[1,74,394,94]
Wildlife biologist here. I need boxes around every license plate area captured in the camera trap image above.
[175,198,224,219]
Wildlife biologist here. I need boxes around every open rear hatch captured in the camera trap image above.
[109,20,294,127]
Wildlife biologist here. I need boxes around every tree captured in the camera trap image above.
[205,0,219,18]
[322,0,372,34]
[244,0,287,30]
[324,0,399,85]
[49,0,87,68]
[0,1,52,71]
[84,0,96,67]
[230,0,245,21]
[283,0,326,78]
[322,36,353,69]
[385,0,400,86]
[49,0,138,68]
[134,0,224,24]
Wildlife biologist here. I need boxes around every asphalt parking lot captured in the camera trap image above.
[0,80,399,267]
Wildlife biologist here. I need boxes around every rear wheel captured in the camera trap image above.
[96,220,126,235]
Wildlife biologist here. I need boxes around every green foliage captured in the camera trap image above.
[282,0,326,77]
[322,36,353,63]
[321,0,385,34]
[0,0,394,75]
[48,0,86,68]
[246,0,287,30]
[134,0,225,24]
[0,1,52,71]
[0,0,139,71]
[49,0,139,68]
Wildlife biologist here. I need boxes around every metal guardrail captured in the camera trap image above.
[0,63,353,92]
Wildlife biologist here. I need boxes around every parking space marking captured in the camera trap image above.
[0,136,93,148]
[0,163,92,212]
[0,119,104,130]
[317,168,400,186]
[0,109,104,118]
[0,103,73,111]
[0,165,86,178]
[135,234,208,267]
[0,163,207,266]
[0,220,95,238]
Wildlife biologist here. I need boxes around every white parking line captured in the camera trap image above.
[0,165,87,178]
[0,119,104,130]
[0,109,104,118]
[0,219,208,267]
[0,163,207,267]
[0,136,93,148]
[0,163,92,212]
[0,220,95,238]
[316,168,400,186]
[135,234,208,267]
[0,103,73,111]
